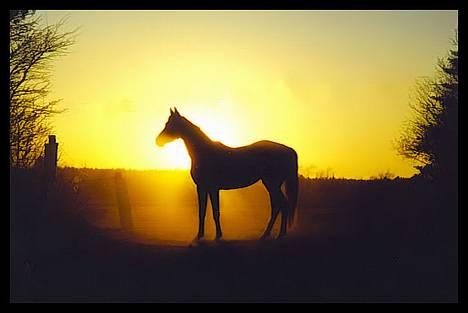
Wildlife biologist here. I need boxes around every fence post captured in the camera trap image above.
[114,171,134,232]
[44,135,58,183]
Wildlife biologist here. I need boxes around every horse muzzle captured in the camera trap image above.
[156,135,165,147]
[156,133,173,147]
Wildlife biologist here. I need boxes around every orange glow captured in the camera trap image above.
[41,10,457,178]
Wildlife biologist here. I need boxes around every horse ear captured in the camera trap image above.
[170,108,174,115]
[174,107,180,116]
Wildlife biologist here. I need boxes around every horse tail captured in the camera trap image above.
[285,149,299,227]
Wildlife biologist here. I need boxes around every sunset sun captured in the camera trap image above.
[156,140,191,169]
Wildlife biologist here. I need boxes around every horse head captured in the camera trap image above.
[156,107,183,147]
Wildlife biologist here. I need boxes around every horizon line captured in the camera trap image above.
[53,165,415,180]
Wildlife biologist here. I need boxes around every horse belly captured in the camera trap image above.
[192,161,261,190]
[218,175,260,190]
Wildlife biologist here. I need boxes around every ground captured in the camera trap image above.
[10,168,458,302]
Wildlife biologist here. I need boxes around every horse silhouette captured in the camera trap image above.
[156,107,298,240]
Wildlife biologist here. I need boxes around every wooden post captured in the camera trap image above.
[44,135,58,183]
[114,171,134,232]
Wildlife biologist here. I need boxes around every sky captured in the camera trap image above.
[37,10,458,179]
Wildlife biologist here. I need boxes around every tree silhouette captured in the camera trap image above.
[9,10,76,168]
[397,32,458,182]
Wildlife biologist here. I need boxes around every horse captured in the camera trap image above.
[156,107,298,240]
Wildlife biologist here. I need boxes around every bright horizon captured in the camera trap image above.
[39,10,458,179]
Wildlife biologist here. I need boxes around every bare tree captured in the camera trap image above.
[10,10,76,168]
[396,32,458,181]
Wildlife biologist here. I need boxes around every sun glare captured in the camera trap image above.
[188,111,240,146]
[156,139,191,170]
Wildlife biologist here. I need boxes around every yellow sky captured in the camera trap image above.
[39,10,458,178]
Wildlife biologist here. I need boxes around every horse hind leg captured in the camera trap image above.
[261,195,280,239]
[260,183,281,240]
[277,190,289,239]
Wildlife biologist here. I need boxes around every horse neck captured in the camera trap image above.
[180,120,212,160]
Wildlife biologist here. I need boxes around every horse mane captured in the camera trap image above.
[181,116,200,131]
[180,115,212,143]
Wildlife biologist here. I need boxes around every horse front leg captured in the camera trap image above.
[209,189,223,240]
[197,186,208,240]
